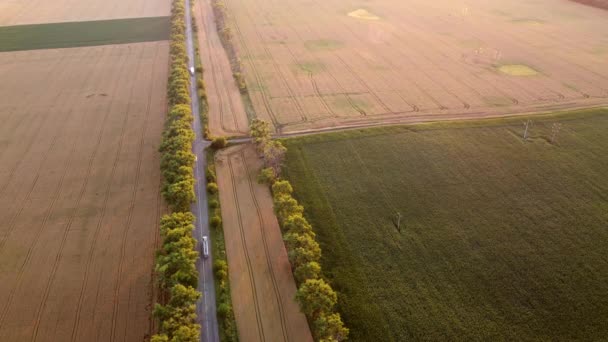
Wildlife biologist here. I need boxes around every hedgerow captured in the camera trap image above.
[206,152,239,341]
[152,0,201,341]
[250,119,349,341]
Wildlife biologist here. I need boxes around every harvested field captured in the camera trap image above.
[220,0,608,133]
[215,144,312,342]
[194,0,249,137]
[0,17,170,52]
[0,41,168,342]
[0,0,170,26]
[282,109,608,340]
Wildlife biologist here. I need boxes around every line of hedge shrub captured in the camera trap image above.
[251,120,349,341]
[206,152,239,342]
[152,0,201,341]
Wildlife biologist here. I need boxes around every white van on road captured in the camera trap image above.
[201,236,209,259]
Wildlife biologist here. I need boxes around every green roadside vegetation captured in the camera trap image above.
[190,6,211,139]
[206,149,239,342]
[0,17,170,52]
[281,108,608,341]
[251,120,349,341]
[152,1,200,341]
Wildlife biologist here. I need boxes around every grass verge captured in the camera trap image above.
[282,108,608,341]
[206,149,239,342]
[0,17,170,52]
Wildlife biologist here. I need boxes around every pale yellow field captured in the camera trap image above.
[0,0,170,26]
[0,41,168,342]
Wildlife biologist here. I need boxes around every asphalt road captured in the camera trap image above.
[184,0,220,341]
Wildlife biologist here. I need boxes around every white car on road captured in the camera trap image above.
[189,66,195,76]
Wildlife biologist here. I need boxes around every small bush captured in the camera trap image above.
[196,66,203,73]
[210,215,222,228]
[257,167,276,184]
[209,199,219,209]
[207,182,218,194]
[211,136,227,150]
[206,166,216,182]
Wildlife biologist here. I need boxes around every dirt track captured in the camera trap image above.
[215,145,312,342]
[221,0,608,133]
[0,0,170,26]
[0,42,168,342]
[193,0,249,137]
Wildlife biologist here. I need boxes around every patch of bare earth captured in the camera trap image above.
[220,0,608,133]
[194,0,249,137]
[215,144,312,342]
[0,42,168,342]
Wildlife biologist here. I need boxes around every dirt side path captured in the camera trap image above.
[215,144,312,342]
[193,0,249,137]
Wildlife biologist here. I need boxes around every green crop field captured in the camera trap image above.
[0,16,170,52]
[282,109,608,341]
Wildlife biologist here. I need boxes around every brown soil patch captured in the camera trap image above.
[0,41,168,341]
[220,0,608,133]
[570,0,608,10]
[0,0,170,26]
[193,0,249,137]
[215,144,312,342]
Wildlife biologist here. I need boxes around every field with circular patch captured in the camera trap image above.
[220,0,608,133]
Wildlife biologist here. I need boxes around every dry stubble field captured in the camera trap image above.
[0,0,170,26]
[221,0,608,133]
[215,145,312,342]
[0,41,168,342]
[194,0,249,137]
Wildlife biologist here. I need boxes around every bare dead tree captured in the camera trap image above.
[551,123,563,144]
[523,119,533,140]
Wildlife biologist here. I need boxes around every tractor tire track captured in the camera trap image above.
[111,44,159,342]
[227,154,266,342]
[0,46,103,334]
[241,150,289,342]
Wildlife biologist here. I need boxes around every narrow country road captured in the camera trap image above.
[185,0,220,341]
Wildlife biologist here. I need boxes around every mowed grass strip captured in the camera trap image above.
[282,109,608,341]
[0,16,170,52]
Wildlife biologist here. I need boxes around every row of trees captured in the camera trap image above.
[251,120,349,341]
[153,1,201,341]
[153,213,200,341]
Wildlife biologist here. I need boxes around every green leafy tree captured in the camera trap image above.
[283,214,314,236]
[314,313,349,341]
[295,279,337,319]
[272,180,293,196]
[294,261,321,283]
[257,167,276,184]
[273,195,304,224]
[249,118,271,152]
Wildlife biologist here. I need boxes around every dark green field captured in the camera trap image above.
[0,17,170,52]
[282,109,608,341]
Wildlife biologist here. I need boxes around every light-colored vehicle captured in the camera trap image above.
[201,236,209,258]
[189,66,195,76]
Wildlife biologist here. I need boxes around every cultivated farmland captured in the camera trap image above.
[0,41,168,341]
[282,109,608,340]
[219,0,608,133]
[215,145,313,342]
[0,0,170,26]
